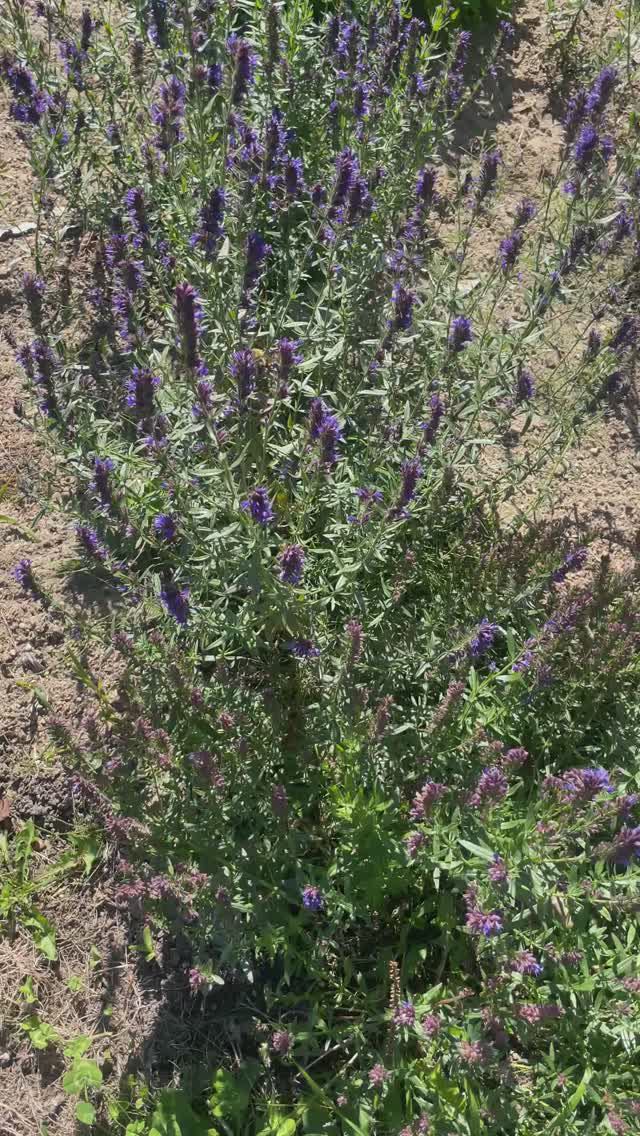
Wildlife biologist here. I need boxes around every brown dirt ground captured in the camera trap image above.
[0,82,163,1136]
[0,0,639,1132]
[455,0,640,573]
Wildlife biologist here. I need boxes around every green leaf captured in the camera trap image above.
[258,1120,298,1136]
[548,1067,592,1130]
[73,834,101,875]
[322,338,344,362]
[151,1089,211,1135]
[63,1058,103,1095]
[19,976,38,1004]
[208,1063,260,1131]
[14,819,36,877]
[24,915,58,961]
[20,1014,59,1050]
[458,839,494,861]
[15,681,50,708]
[142,923,156,962]
[63,1035,92,1059]
[76,1100,96,1125]
[37,933,58,961]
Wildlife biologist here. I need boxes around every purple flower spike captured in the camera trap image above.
[309,398,330,439]
[76,524,107,561]
[242,487,274,525]
[422,1014,441,1037]
[191,187,225,255]
[193,379,214,420]
[563,766,614,801]
[160,581,190,625]
[346,619,363,664]
[415,167,438,209]
[564,88,587,139]
[518,1003,564,1024]
[302,885,324,911]
[286,638,320,659]
[388,284,416,334]
[573,125,608,170]
[119,258,144,295]
[410,780,447,820]
[331,148,359,215]
[405,831,426,859]
[6,62,37,101]
[276,338,302,388]
[23,272,45,310]
[516,367,535,403]
[243,231,271,294]
[279,544,305,585]
[446,29,471,106]
[470,766,508,808]
[175,283,203,370]
[12,558,36,591]
[448,315,473,352]
[271,1029,292,1055]
[475,150,501,204]
[397,457,423,510]
[504,747,529,767]
[316,409,343,465]
[420,393,444,444]
[80,8,98,50]
[311,183,327,209]
[126,366,160,415]
[585,65,618,116]
[230,347,257,403]
[514,198,537,227]
[604,825,640,865]
[207,58,222,89]
[124,186,148,242]
[488,854,509,884]
[466,909,503,936]
[499,228,525,272]
[91,457,115,506]
[284,156,305,199]
[394,1001,415,1027]
[151,75,186,153]
[550,546,588,584]
[228,35,258,104]
[105,234,128,269]
[612,206,634,243]
[266,2,281,73]
[368,1063,390,1087]
[154,514,177,541]
[264,107,286,170]
[353,82,370,120]
[469,618,499,658]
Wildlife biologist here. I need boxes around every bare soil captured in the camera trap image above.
[0,86,160,1136]
[455,0,640,572]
